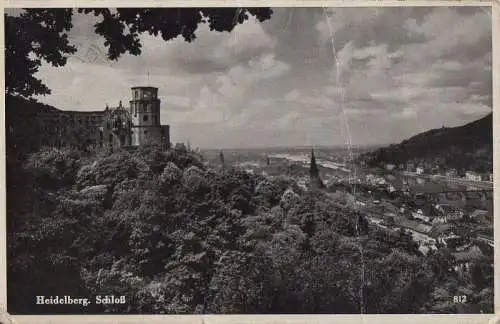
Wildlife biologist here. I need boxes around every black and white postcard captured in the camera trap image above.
[3,2,497,323]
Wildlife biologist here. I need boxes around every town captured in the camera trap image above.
[216,147,494,280]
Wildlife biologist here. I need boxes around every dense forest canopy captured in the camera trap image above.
[7,145,493,314]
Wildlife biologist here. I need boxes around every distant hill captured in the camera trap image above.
[359,113,493,174]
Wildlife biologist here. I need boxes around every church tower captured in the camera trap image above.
[129,86,162,146]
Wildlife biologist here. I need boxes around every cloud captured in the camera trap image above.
[146,16,276,75]
[216,53,290,97]
[284,90,300,102]
[316,7,430,52]
[164,95,191,110]
[176,86,227,124]
[30,7,492,148]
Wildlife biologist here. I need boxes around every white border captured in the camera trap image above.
[1,1,498,323]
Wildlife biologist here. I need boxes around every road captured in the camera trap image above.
[401,171,493,190]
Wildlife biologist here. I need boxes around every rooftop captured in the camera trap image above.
[398,219,432,234]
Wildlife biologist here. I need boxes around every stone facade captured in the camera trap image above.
[129,86,170,147]
[9,86,170,154]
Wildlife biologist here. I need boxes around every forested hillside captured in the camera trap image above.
[360,113,493,174]
[7,145,493,314]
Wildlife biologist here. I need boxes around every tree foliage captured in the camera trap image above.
[7,145,493,314]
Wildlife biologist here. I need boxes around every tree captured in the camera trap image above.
[219,150,225,168]
[5,9,76,98]
[309,149,319,179]
[5,8,273,100]
[65,123,93,151]
[309,149,324,188]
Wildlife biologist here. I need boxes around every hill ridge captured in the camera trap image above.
[360,113,492,174]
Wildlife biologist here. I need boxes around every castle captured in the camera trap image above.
[8,86,170,155]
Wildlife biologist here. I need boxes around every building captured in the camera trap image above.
[385,164,396,171]
[28,109,107,149]
[416,166,424,175]
[436,233,462,248]
[428,223,454,239]
[468,209,490,224]
[479,173,491,182]
[446,169,457,178]
[10,86,170,153]
[433,204,464,223]
[430,165,439,174]
[398,218,433,235]
[406,162,415,172]
[129,86,170,147]
[476,234,494,247]
[452,245,486,268]
[412,211,431,223]
[465,171,482,182]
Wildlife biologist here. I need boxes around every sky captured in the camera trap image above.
[30,6,492,149]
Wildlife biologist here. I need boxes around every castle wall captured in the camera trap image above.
[36,111,106,148]
[129,86,167,147]
[132,125,163,146]
[23,86,170,152]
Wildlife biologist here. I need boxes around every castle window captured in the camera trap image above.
[143,115,149,122]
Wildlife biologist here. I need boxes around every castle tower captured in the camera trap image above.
[129,86,162,146]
